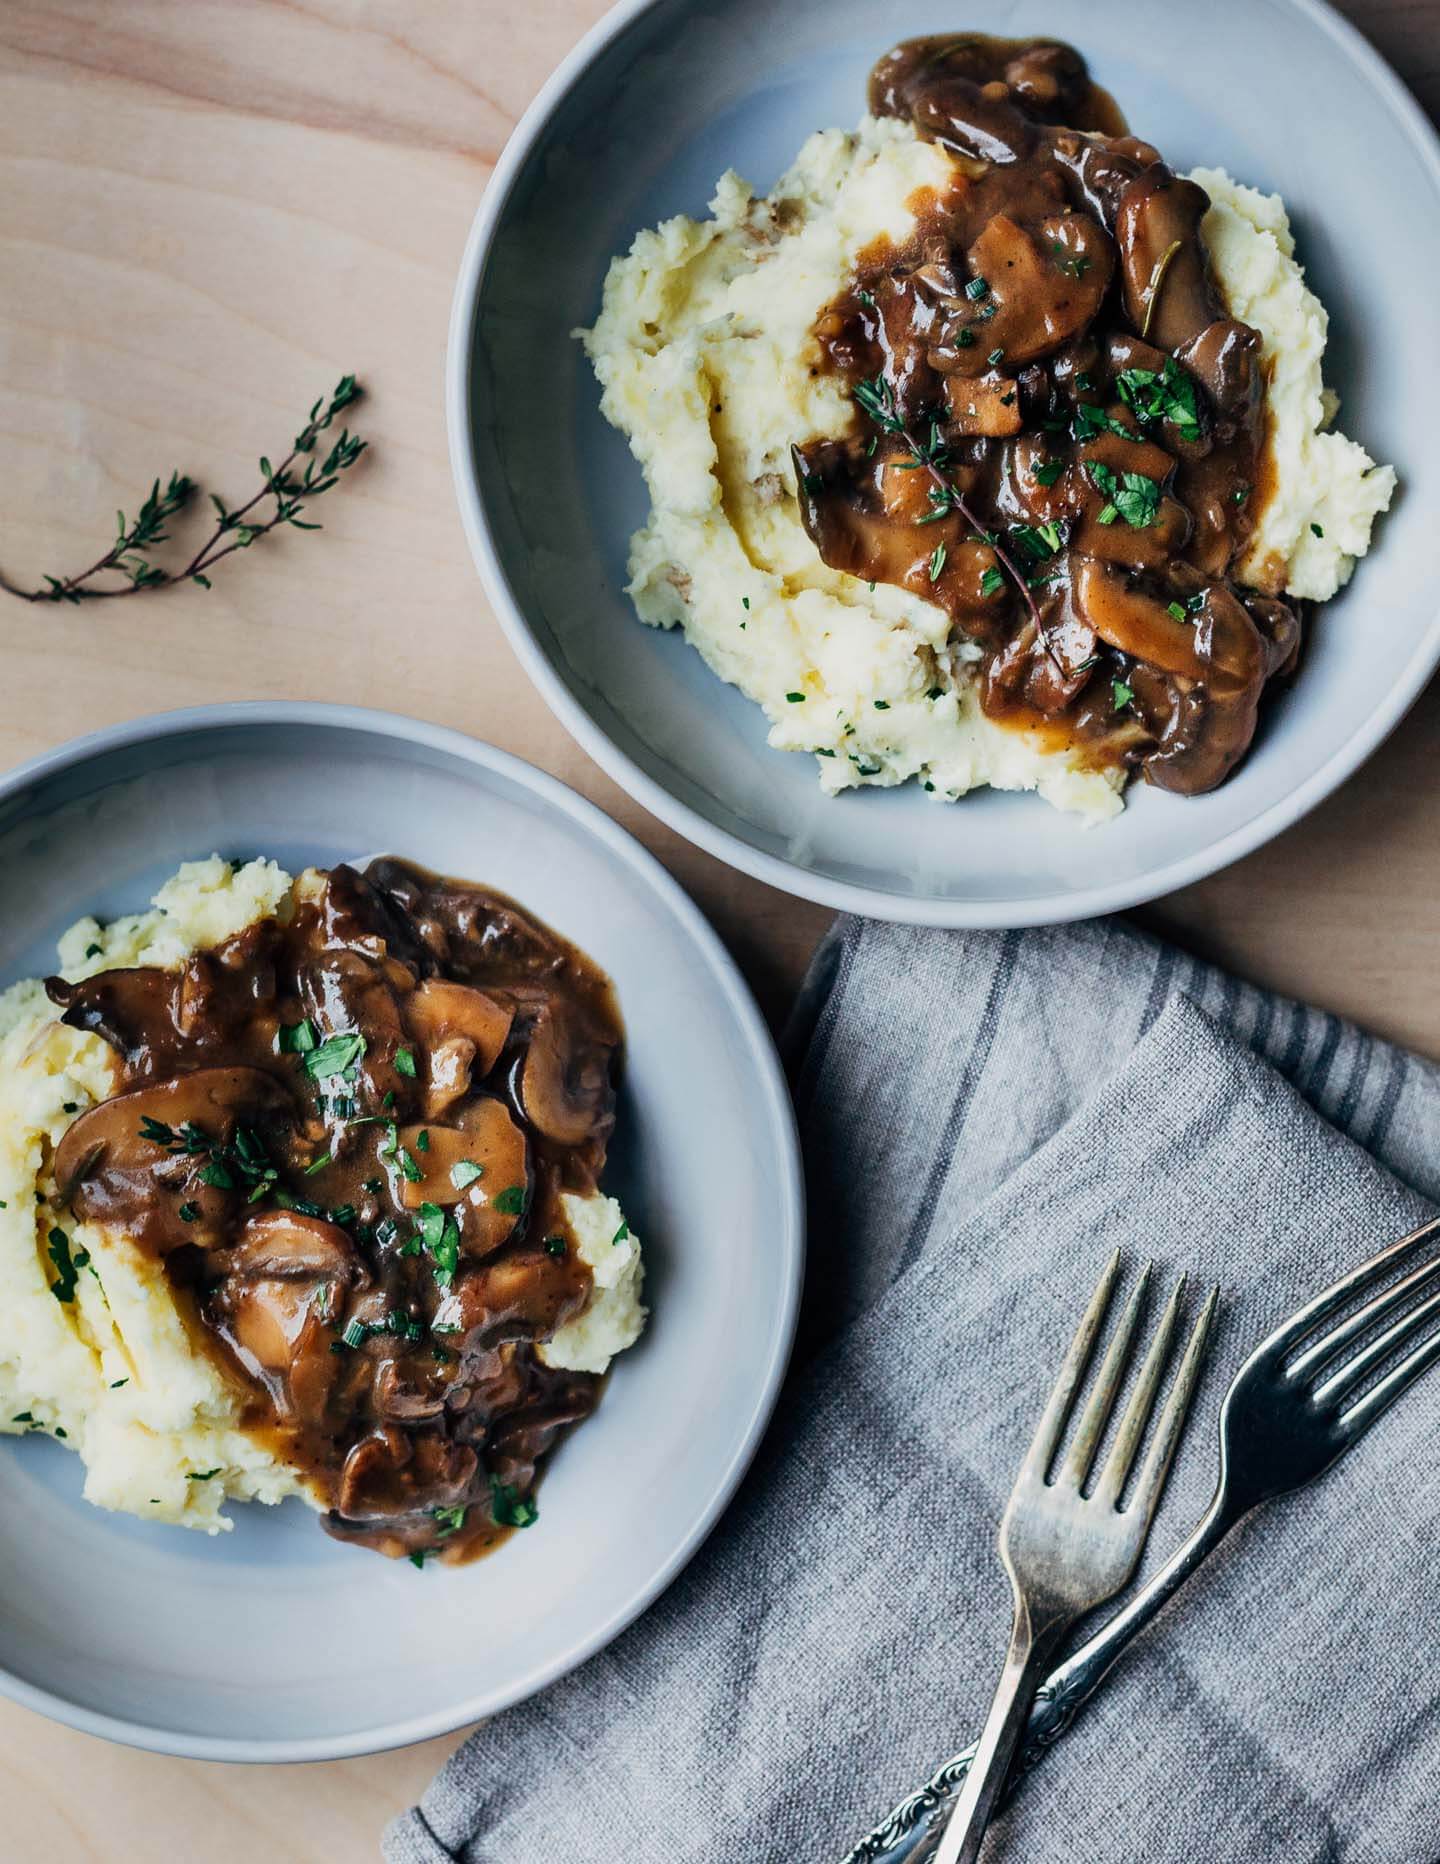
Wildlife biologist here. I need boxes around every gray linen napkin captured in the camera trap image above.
[386,916,1440,1864]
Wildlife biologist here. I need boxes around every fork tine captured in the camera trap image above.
[1335,1322,1440,1443]
[1287,1250,1440,1384]
[1058,1262,1153,1489]
[1021,1249,1122,1480]
[1093,1274,1186,1506]
[1314,1281,1440,1409]
[1123,1285,1218,1525]
[1261,1216,1440,1360]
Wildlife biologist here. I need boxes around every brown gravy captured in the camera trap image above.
[795,34,1301,794]
[47,858,623,1564]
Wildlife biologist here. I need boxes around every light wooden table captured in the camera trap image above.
[0,3,1435,1857]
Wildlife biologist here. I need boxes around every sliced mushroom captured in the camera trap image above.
[222,1210,360,1283]
[1072,558,1204,679]
[335,1429,476,1525]
[402,978,513,1117]
[794,438,959,593]
[441,1246,592,1348]
[950,211,1114,369]
[520,1002,617,1149]
[1113,170,1216,351]
[54,1067,292,1254]
[486,1380,600,1494]
[1140,584,1272,794]
[1071,429,1191,571]
[396,1095,529,1257]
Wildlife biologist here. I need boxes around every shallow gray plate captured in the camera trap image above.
[449,0,1440,926]
[0,704,802,1759]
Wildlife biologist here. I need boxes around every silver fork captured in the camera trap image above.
[854,1214,1440,1864]
[931,1253,1215,1864]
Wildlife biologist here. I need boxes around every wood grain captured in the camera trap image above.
[0,2,1434,1857]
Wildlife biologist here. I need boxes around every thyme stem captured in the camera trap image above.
[0,375,367,605]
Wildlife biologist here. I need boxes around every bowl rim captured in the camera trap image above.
[0,699,805,1763]
[446,0,1440,929]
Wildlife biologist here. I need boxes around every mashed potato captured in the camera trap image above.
[582,120,1394,822]
[0,858,644,1535]
[539,1192,646,1375]
[1194,168,1396,602]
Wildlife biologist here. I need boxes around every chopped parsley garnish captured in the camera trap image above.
[785,691,806,703]
[12,1411,33,1424]
[1085,461,1161,529]
[741,596,751,610]
[964,276,990,301]
[493,1185,526,1217]
[1115,357,1203,444]
[84,942,102,959]
[178,1201,200,1223]
[1009,521,1063,562]
[544,1234,567,1258]
[62,1101,77,1114]
[980,566,1006,598]
[613,1219,630,1246]
[110,1378,129,1389]
[198,1159,235,1190]
[187,1467,221,1482]
[490,1476,538,1530]
[394,1046,418,1078]
[416,1201,461,1286]
[1072,401,1134,443]
[279,1019,318,1054]
[1167,601,1187,622]
[1233,482,1250,505]
[304,1030,367,1082]
[928,542,947,583]
[450,1159,485,1190]
[955,328,976,349]
[397,1146,423,1184]
[873,699,890,710]
[47,1226,83,1303]
[986,346,1004,366]
[416,1129,430,1152]
[1031,459,1064,487]
[1112,679,1136,711]
[409,1551,428,1570]
[1311,521,1324,538]
[926,686,945,701]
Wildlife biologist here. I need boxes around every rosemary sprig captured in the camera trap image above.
[851,374,1062,670]
[0,376,367,604]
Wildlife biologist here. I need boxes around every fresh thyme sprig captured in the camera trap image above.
[850,374,1063,671]
[0,375,367,605]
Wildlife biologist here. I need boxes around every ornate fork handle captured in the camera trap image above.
[842,1493,1237,1864]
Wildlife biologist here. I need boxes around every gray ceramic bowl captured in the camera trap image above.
[448,0,1440,927]
[0,704,803,1758]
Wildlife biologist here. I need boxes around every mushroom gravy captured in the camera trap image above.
[46,859,623,1564]
[794,34,1301,794]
